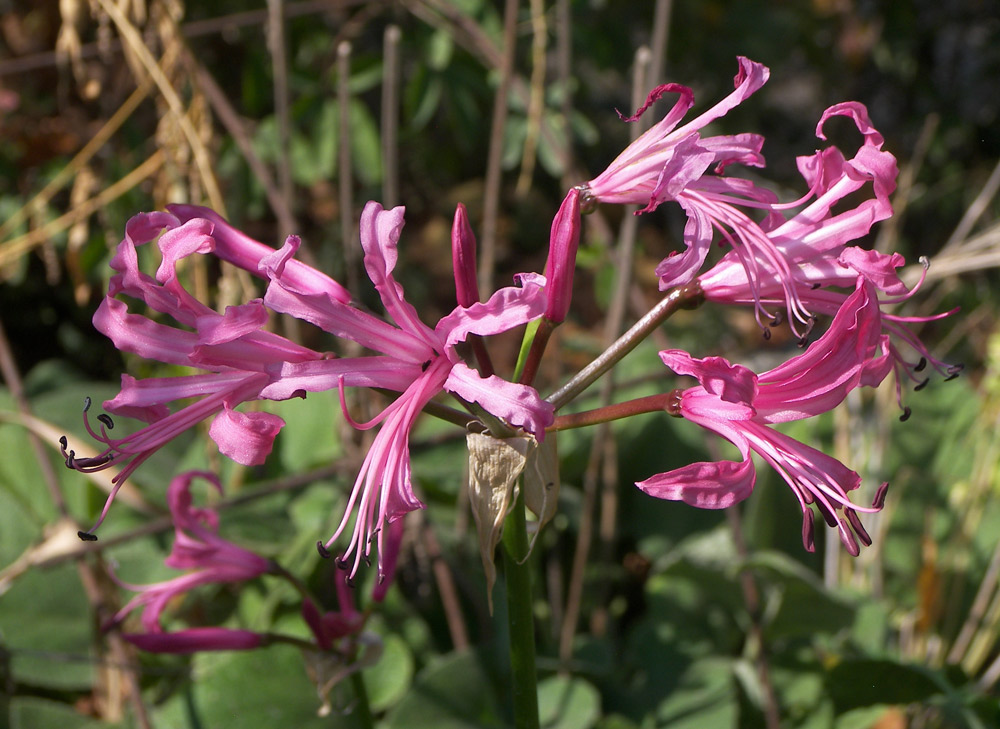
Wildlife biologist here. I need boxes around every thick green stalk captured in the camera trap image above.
[502,488,540,729]
[351,672,375,729]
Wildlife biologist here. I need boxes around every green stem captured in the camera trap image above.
[350,672,375,729]
[502,488,540,729]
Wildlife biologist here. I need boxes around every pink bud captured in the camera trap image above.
[123,628,263,654]
[451,203,480,308]
[543,188,582,323]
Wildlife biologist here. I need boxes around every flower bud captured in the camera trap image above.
[543,188,582,324]
[451,203,480,307]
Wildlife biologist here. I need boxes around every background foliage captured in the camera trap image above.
[1,1,999,727]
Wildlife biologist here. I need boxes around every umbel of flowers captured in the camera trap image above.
[63,57,957,662]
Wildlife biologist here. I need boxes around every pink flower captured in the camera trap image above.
[582,57,774,288]
[251,202,554,581]
[585,56,769,215]
[62,212,324,536]
[107,471,272,650]
[695,104,960,407]
[637,278,892,555]
[696,103,898,334]
[67,203,553,563]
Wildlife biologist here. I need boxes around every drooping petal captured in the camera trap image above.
[654,198,715,289]
[208,405,285,466]
[637,454,756,509]
[436,274,547,350]
[445,362,554,438]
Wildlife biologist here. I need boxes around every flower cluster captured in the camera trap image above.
[65,56,957,658]
[579,56,958,552]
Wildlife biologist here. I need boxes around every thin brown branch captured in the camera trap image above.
[421,518,470,651]
[381,25,402,209]
[514,0,547,197]
[186,54,298,241]
[478,0,520,296]
[267,0,297,238]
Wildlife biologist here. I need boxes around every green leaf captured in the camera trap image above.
[349,100,382,186]
[825,659,948,711]
[538,675,601,729]
[271,389,343,472]
[363,634,413,712]
[0,564,93,690]
[187,645,362,728]
[655,657,738,729]
[9,698,127,729]
[383,650,505,729]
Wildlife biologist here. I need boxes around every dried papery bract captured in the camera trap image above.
[467,431,561,612]
[467,431,531,613]
[522,433,559,552]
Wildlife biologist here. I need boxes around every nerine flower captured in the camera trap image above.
[252,201,554,580]
[695,103,960,405]
[106,471,272,653]
[62,212,324,536]
[637,278,892,555]
[582,56,777,288]
[68,202,553,582]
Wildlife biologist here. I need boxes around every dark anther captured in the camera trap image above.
[63,450,76,468]
[872,482,888,510]
[97,413,114,430]
[845,509,872,547]
[367,527,381,545]
[914,357,927,372]
[59,435,68,449]
[945,364,964,381]
[78,531,99,542]
[316,541,331,559]
[345,575,356,588]
[421,360,431,372]
[83,396,92,412]
[801,509,816,553]
[432,349,440,357]
[899,407,912,422]
[914,378,930,391]
[334,557,349,570]
[811,282,822,290]
[839,519,861,557]
[770,311,784,327]
[797,336,809,349]
[378,573,386,585]
[762,327,771,341]
[816,500,838,528]
[363,553,371,567]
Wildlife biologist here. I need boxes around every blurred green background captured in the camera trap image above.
[1,1,999,727]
